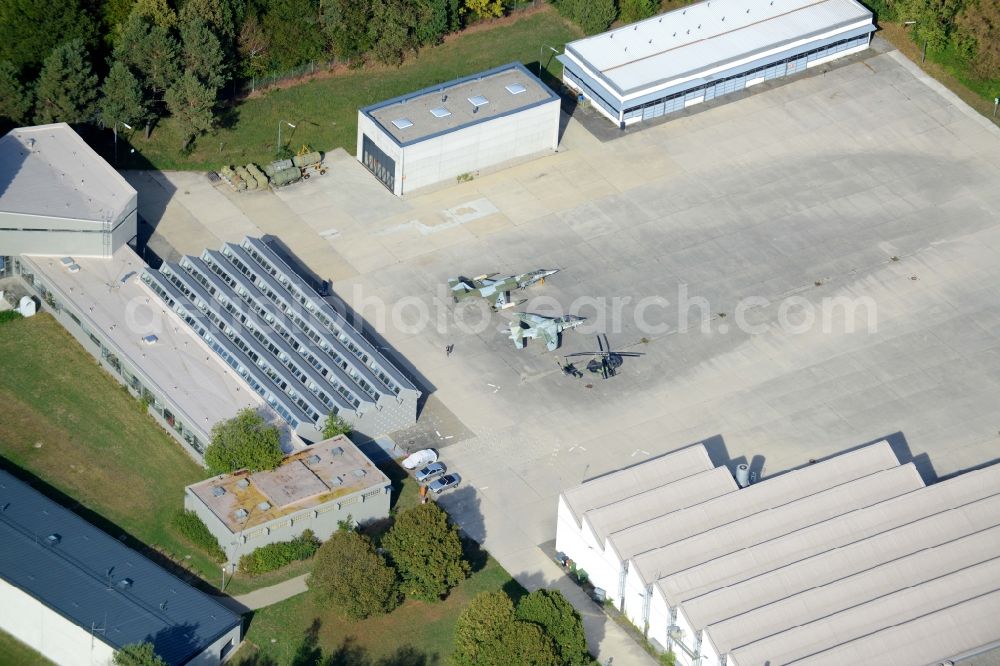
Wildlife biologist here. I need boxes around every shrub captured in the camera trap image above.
[113,642,167,666]
[619,0,658,24]
[516,590,590,666]
[172,510,226,562]
[453,591,559,666]
[0,310,23,324]
[238,529,320,575]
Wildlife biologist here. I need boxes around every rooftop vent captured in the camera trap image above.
[330,476,344,486]
[307,454,321,464]
[330,446,344,457]
[505,83,527,95]
[60,257,74,267]
[46,534,61,546]
[212,486,226,497]
[117,578,133,590]
[234,508,249,521]
[352,468,367,478]
[257,501,271,511]
[236,478,250,489]
[468,95,489,107]
[67,263,80,273]
[142,334,158,346]
[391,118,413,130]
[430,107,451,118]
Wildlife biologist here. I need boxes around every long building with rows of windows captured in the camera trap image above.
[140,237,420,441]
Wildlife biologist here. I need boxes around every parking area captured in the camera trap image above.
[135,43,1000,662]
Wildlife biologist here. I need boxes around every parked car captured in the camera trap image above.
[415,462,446,483]
[428,473,461,495]
[402,449,438,470]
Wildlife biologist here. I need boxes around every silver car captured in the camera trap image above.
[415,462,446,484]
[427,473,461,495]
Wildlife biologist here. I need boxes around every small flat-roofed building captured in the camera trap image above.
[15,248,262,459]
[557,0,875,126]
[185,435,391,563]
[141,236,420,441]
[357,62,561,195]
[0,469,242,666]
[0,123,136,257]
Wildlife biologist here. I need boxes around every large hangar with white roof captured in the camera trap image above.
[357,62,561,195]
[558,0,876,126]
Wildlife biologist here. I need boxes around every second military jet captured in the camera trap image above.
[449,269,558,311]
[508,313,585,351]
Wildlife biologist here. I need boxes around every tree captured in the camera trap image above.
[368,0,421,66]
[462,0,503,20]
[453,591,560,666]
[178,0,238,42]
[203,408,283,475]
[132,0,178,29]
[322,0,373,60]
[955,0,1000,78]
[238,12,270,78]
[115,13,181,99]
[165,70,216,149]
[573,0,617,35]
[516,590,590,666]
[619,0,658,24]
[113,642,168,666]
[0,60,32,123]
[322,412,353,438]
[415,0,449,46]
[34,39,99,124]
[100,61,149,130]
[383,502,469,601]
[181,17,227,90]
[893,0,964,50]
[307,530,400,619]
[262,0,326,71]
[0,0,98,75]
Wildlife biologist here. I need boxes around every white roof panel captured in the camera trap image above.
[565,0,873,94]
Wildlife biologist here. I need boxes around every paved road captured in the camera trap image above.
[136,41,1000,665]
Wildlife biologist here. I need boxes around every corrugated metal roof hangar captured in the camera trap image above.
[557,0,876,127]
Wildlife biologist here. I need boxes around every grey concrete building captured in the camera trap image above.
[184,435,391,564]
[558,0,875,126]
[14,248,263,459]
[0,469,242,666]
[357,62,561,195]
[141,236,420,441]
[0,123,137,258]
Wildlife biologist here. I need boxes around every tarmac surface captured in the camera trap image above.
[130,42,1000,664]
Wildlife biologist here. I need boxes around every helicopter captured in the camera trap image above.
[565,334,644,379]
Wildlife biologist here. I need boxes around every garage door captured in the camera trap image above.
[362,135,395,192]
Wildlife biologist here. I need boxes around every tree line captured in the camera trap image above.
[0,0,530,150]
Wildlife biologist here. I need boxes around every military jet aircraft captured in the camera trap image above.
[448,269,559,311]
[508,313,585,351]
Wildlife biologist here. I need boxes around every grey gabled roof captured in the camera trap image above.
[0,470,241,665]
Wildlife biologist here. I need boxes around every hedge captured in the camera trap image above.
[172,510,226,562]
[238,529,320,576]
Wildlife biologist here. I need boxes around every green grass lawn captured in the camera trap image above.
[0,629,55,666]
[233,556,523,665]
[117,9,580,171]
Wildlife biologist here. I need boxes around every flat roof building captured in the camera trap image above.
[185,435,391,563]
[558,0,875,126]
[0,123,137,257]
[0,469,242,666]
[555,440,1000,666]
[141,237,420,441]
[357,62,561,195]
[15,248,262,459]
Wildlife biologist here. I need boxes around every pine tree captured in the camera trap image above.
[181,17,227,90]
[0,61,32,123]
[115,14,182,98]
[0,0,98,75]
[34,39,99,124]
[100,61,148,130]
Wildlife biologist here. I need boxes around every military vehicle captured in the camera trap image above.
[448,269,559,311]
[508,313,585,351]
